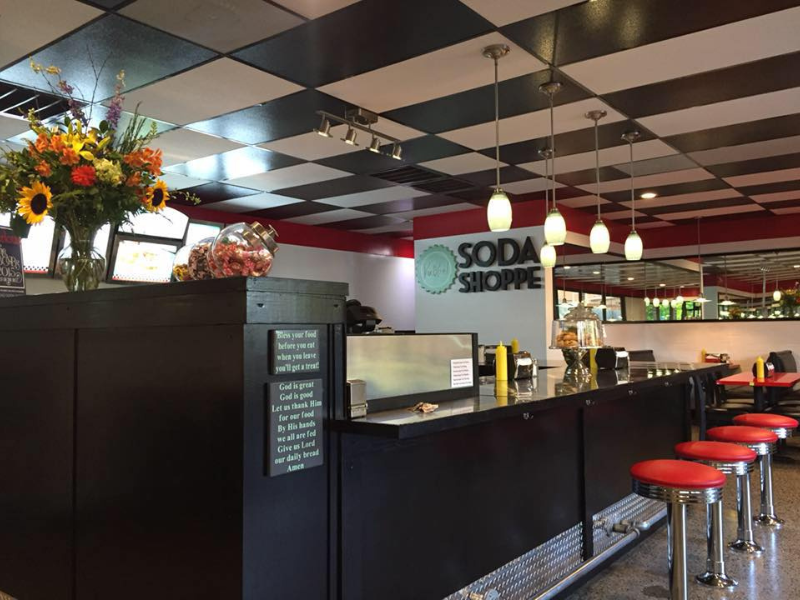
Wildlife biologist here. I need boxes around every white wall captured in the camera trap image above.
[415,226,556,361]
[605,321,800,368]
[23,243,417,331]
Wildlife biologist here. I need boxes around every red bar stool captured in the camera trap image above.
[707,426,778,553]
[631,459,725,600]
[732,413,798,527]
[674,441,757,589]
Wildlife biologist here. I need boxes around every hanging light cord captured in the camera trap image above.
[594,118,601,219]
[550,93,557,209]
[494,56,500,191]
[629,139,636,230]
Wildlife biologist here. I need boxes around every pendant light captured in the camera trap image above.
[483,45,512,232]
[540,81,566,246]
[596,265,607,309]
[676,287,684,305]
[694,217,710,304]
[558,254,573,308]
[621,131,643,260]
[774,274,782,302]
[586,110,610,253]
[719,255,736,306]
[539,146,557,268]
[653,287,661,308]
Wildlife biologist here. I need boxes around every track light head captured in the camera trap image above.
[342,126,357,145]
[390,143,402,160]
[368,135,381,153]
[314,116,332,138]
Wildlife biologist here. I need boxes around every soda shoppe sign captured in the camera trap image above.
[417,237,542,294]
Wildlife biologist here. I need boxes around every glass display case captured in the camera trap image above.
[551,303,605,377]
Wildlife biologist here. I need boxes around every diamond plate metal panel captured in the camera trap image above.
[592,493,664,555]
[442,524,583,600]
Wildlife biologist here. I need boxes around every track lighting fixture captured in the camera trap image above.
[390,143,402,160]
[342,126,357,146]
[314,116,332,138]
[368,135,381,153]
[313,108,403,159]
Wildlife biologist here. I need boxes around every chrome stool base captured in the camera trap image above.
[731,467,763,555]
[754,514,784,528]
[695,572,737,588]
[729,539,763,555]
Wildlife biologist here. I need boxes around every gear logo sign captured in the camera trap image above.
[416,244,457,294]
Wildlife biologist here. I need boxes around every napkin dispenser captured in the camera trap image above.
[595,347,629,371]
[513,351,537,379]
[346,379,367,419]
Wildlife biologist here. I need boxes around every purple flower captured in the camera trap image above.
[68,98,88,126]
[106,97,122,128]
[57,79,74,95]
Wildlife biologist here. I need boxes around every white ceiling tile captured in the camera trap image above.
[689,135,800,166]
[562,7,800,93]
[576,168,715,193]
[319,186,428,208]
[558,195,610,209]
[420,152,502,175]
[0,0,101,68]
[636,221,675,229]
[153,128,244,166]
[638,87,800,137]
[208,193,303,213]
[503,178,564,194]
[770,207,800,215]
[272,0,359,18]
[440,98,624,150]
[613,154,698,176]
[120,0,303,53]
[159,172,211,190]
[0,114,30,140]
[724,167,800,188]
[225,163,351,191]
[121,58,303,125]
[260,120,422,161]
[751,190,800,204]
[390,203,478,219]
[620,189,743,209]
[657,204,765,221]
[318,32,546,113]
[459,0,585,26]
[286,208,373,225]
[520,139,676,175]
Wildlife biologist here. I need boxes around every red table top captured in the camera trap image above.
[717,372,800,387]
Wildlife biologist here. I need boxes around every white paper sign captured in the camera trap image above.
[450,358,474,389]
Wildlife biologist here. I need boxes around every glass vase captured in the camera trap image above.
[57,225,106,292]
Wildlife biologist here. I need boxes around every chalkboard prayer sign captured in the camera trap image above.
[268,379,324,476]
[0,227,24,298]
[270,329,321,374]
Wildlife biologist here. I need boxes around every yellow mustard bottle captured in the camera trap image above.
[756,356,765,381]
[495,341,508,382]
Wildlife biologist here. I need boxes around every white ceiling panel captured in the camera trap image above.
[440,98,624,150]
[562,7,800,94]
[770,207,800,215]
[576,168,715,194]
[520,139,676,175]
[319,186,428,209]
[503,178,563,195]
[658,204,765,221]
[122,58,303,125]
[390,203,478,219]
[153,128,244,166]
[420,152,502,175]
[723,167,800,188]
[637,87,800,137]
[751,190,800,204]
[0,114,30,140]
[208,193,304,213]
[159,172,211,190]
[604,210,647,220]
[225,163,351,191]
[558,195,610,208]
[286,208,373,225]
[636,221,675,229]
[272,0,359,18]
[318,32,546,113]
[620,189,743,209]
[688,135,800,166]
[459,0,585,26]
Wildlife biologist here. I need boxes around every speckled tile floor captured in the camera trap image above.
[565,438,800,600]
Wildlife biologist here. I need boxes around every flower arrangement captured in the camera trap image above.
[0,60,197,291]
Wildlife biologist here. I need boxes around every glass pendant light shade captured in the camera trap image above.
[653,296,661,308]
[676,294,684,304]
[544,208,567,245]
[695,294,710,303]
[670,298,677,309]
[540,243,557,268]
[624,230,643,261]
[774,289,783,302]
[590,219,610,254]
[644,295,651,306]
[487,188,512,232]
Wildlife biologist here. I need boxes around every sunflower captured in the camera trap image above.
[17,181,53,224]
[143,180,169,212]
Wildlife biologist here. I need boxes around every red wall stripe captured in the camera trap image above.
[175,205,414,259]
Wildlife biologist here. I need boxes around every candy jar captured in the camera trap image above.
[208,222,278,279]
[187,236,215,280]
[550,303,605,378]
[172,244,192,281]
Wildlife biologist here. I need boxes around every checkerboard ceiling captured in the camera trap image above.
[3,0,800,239]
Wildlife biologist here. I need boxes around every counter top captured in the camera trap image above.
[334,362,732,439]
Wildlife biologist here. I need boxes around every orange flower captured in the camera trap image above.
[123,150,146,168]
[59,147,80,165]
[49,134,65,153]
[126,172,142,187]
[144,148,163,175]
[34,133,49,153]
[34,161,52,177]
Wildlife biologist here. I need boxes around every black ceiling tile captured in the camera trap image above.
[271,174,394,200]
[232,0,491,87]
[501,0,800,67]
[760,198,800,210]
[706,153,800,178]
[605,52,800,119]
[460,166,538,187]
[485,120,654,165]
[165,147,303,181]
[80,0,131,8]
[179,182,260,205]
[186,90,349,145]
[0,81,71,120]
[389,135,470,163]
[448,187,493,202]
[644,197,757,217]
[357,195,466,215]
[734,180,800,197]
[412,177,474,194]
[555,167,629,187]
[316,149,405,175]
[665,114,800,153]
[383,71,587,134]
[0,14,217,101]
[601,178,730,203]
[248,201,338,220]
[370,165,443,186]
[325,215,409,231]
[669,210,768,227]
